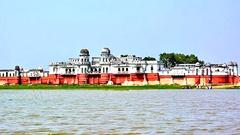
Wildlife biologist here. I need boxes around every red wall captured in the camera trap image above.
[0,74,239,85]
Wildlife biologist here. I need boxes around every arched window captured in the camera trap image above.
[118,68,120,72]
[196,69,199,75]
[103,67,105,73]
[126,68,128,72]
[81,59,83,63]
[81,68,83,73]
[106,67,108,73]
[122,68,124,72]
[137,67,140,72]
[206,69,209,75]
[151,66,154,71]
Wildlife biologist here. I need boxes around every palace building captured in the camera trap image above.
[0,48,239,86]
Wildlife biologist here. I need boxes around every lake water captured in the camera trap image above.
[0,90,240,135]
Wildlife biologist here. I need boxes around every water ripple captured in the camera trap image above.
[0,90,239,134]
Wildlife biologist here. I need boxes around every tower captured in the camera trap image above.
[80,49,90,65]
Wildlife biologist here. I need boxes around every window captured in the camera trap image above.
[106,67,108,73]
[103,67,105,73]
[81,68,83,73]
[118,68,120,72]
[137,67,140,72]
[126,68,128,72]
[122,68,124,72]
[196,69,199,75]
[206,69,209,75]
[151,66,153,71]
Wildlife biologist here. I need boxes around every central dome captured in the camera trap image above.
[80,48,89,56]
[101,48,110,54]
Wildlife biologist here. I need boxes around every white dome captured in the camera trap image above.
[80,48,89,56]
[101,48,110,54]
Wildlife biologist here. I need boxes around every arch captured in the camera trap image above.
[103,67,105,73]
[106,67,108,73]
[151,66,154,71]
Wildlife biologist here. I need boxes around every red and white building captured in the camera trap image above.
[0,48,239,86]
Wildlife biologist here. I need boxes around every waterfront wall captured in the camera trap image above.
[0,73,239,86]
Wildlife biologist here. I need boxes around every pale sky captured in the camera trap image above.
[0,0,239,69]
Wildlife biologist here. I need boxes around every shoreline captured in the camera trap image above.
[0,84,239,90]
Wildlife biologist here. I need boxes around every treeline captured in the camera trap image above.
[160,53,204,68]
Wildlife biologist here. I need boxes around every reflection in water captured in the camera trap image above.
[0,90,240,134]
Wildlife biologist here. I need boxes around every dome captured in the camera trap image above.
[80,48,89,56]
[195,62,201,66]
[15,66,20,71]
[101,48,110,54]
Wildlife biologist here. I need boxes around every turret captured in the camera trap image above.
[101,48,110,56]
[100,48,111,63]
[14,65,21,85]
[228,61,238,76]
[79,49,90,65]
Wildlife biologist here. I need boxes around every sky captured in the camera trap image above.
[0,0,240,69]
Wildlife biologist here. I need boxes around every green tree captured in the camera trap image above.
[160,53,204,68]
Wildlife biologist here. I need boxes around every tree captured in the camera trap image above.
[160,53,204,68]
[143,56,156,61]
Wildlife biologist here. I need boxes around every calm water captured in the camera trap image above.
[0,90,240,135]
